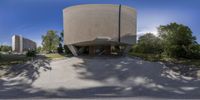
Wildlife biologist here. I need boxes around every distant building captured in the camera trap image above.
[12,35,37,53]
[63,4,137,56]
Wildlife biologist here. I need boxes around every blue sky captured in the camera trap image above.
[0,0,200,46]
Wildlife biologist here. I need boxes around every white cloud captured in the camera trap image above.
[137,27,158,35]
[137,26,158,40]
[33,39,42,47]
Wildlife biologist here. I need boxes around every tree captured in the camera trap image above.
[57,31,71,54]
[26,50,36,57]
[36,46,42,53]
[0,45,12,52]
[42,30,59,53]
[186,44,200,59]
[158,22,198,58]
[133,33,163,54]
[57,31,64,53]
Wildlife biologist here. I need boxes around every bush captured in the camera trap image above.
[164,45,187,58]
[186,44,200,59]
[0,45,12,52]
[129,52,162,61]
[26,50,36,57]
[36,46,42,53]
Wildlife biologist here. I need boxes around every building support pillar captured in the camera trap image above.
[67,45,78,56]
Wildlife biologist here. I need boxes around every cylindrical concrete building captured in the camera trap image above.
[63,4,137,56]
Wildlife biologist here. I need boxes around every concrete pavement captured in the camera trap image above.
[0,56,200,99]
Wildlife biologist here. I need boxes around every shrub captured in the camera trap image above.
[186,44,200,59]
[0,45,12,52]
[26,50,36,57]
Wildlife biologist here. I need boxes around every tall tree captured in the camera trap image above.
[158,22,197,58]
[57,31,64,53]
[36,46,42,53]
[42,30,59,53]
[134,33,163,54]
[0,45,12,52]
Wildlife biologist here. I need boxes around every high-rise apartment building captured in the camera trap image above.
[12,35,37,53]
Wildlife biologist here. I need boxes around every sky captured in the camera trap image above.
[0,0,200,46]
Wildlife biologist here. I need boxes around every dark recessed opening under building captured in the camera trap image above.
[74,45,127,56]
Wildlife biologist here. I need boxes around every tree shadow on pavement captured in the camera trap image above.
[70,56,200,99]
[0,56,200,99]
[4,55,52,83]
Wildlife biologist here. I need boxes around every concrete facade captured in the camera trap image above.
[63,4,137,55]
[12,35,37,53]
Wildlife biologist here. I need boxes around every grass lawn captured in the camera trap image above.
[0,54,31,77]
[0,53,70,66]
[44,53,70,60]
[0,53,70,77]
[0,54,31,66]
[129,52,200,67]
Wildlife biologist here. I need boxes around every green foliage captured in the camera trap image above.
[57,31,72,54]
[42,30,60,53]
[0,45,12,52]
[130,52,200,67]
[158,22,199,58]
[133,33,163,54]
[57,31,64,54]
[59,31,64,42]
[130,22,200,61]
[36,46,42,53]
[57,43,63,53]
[64,45,71,54]
[26,50,36,57]
[186,44,200,59]
[45,53,66,60]
[0,54,30,66]
[129,52,162,61]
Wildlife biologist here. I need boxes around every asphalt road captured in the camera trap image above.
[0,56,200,99]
